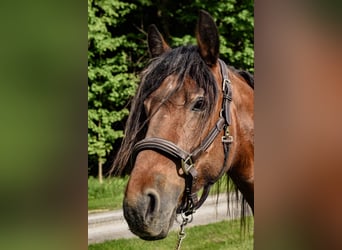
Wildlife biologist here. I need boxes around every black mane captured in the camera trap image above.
[237,70,254,89]
[229,66,254,89]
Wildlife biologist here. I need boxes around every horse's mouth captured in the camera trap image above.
[124,201,178,240]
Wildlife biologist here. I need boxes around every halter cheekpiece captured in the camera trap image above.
[131,59,233,216]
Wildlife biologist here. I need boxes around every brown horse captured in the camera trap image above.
[112,10,254,240]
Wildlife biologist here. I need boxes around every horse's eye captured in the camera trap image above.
[192,97,206,111]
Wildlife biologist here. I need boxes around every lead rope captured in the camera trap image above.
[175,213,193,250]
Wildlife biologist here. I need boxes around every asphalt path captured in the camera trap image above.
[88,193,251,245]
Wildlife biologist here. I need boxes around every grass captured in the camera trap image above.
[88,176,128,211]
[88,175,237,211]
[88,217,254,250]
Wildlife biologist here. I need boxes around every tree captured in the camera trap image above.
[141,0,254,72]
[88,0,138,182]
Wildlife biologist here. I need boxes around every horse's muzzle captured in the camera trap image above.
[123,187,178,240]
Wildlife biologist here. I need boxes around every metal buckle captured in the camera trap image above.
[222,78,231,91]
[222,126,233,144]
[181,156,194,175]
[222,135,233,144]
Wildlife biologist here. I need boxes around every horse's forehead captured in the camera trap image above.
[149,75,200,101]
[152,75,178,97]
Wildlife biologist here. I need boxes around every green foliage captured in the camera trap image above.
[89,217,254,249]
[88,0,254,173]
[169,0,254,72]
[88,0,139,165]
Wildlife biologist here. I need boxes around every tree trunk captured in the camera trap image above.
[98,159,103,184]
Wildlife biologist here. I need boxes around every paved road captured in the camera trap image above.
[88,193,251,244]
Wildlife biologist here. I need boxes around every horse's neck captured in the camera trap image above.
[230,71,254,160]
[227,71,254,205]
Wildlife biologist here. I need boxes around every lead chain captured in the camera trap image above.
[175,214,192,250]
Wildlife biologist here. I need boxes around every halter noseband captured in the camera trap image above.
[131,59,233,216]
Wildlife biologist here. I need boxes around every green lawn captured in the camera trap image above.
[88,176,128,211]
[89,217,253,250]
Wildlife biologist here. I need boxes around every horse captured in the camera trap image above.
[112,10,254,240]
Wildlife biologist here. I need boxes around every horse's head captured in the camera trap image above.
[113,10,253,240]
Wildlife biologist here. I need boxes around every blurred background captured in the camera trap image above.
[0,0,341,249]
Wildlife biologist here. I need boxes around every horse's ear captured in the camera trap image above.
[147,24,170,58]
[196,10,219,66]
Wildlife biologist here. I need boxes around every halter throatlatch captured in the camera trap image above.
[131,59,233,217]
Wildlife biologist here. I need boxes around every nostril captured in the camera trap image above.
[144,189,160,220]
[147,193,156,216]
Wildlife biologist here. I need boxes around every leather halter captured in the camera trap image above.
[131,59,233,216]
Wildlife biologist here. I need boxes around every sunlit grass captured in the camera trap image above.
[89,217,253,250]
[88,176,128,211]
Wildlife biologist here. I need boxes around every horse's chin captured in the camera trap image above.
[139,230,168,241]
